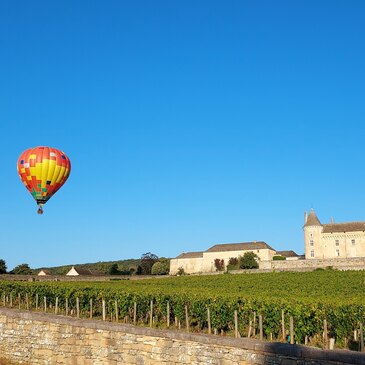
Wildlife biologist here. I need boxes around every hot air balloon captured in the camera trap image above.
[17,146,71,214]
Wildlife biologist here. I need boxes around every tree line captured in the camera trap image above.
[0,253,170,276]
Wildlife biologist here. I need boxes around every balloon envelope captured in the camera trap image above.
[17,146,71,207]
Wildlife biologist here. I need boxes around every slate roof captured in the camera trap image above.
[206,241,275,252]
[176,251,204,259]
[304,210,322,227]
[276,250,299,257]
[322,222,365,233]
[37,269,52,275]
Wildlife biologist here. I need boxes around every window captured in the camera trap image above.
[352,239,356,245]
[336,249,340,257]
[310,250,314,258]
[310,240,314,246]
[335,240,339,246]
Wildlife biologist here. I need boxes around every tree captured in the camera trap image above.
[11,263,32,275]
[138,252,158,275]
[214,258,225,271]
[239,252,259,269]
[151,260,170,275]
[227,257,239,270]
[108,263,120,275]
[0,259,7,274]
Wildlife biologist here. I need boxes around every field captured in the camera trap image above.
[1,269,364,349]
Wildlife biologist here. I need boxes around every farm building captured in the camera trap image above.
[169,241,277,275]
[66,266,97,276]
[37,269,52,276]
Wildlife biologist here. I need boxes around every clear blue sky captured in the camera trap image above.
[1,1,365,270]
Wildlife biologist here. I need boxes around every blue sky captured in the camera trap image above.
[1,1,365,270]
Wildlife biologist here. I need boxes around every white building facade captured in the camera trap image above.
[304,210,365,259]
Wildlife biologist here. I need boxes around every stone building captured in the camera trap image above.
[169,241,276,275]
[304,209,365,259]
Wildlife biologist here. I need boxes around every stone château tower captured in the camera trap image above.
[303,209,324,259]
[303,209,365,259]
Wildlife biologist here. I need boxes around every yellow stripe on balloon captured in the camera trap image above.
[52,164,61,186]
[41,159,49,189]
[56,165,66,183]
[47,160,56,185]
[35,162,42,181]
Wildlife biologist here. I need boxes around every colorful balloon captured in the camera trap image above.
[17,146,71,214]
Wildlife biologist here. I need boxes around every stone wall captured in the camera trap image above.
[0,307,364,365]
[259,257,365,271]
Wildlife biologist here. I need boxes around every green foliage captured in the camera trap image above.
[176,267,185,275]
[138,252,159,275]
[33,258,141,275]
[273,255,286,261]
[108,264,120,275]
[239,252,259,269]
[227,257,239,271]
[0,270,364,344]
[151,261,169,275]
[10,263,32,275]
[0,259,7,274]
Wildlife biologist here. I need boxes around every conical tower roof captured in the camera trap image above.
[304,209,322,226]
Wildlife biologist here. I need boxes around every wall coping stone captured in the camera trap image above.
[0,307,364,364]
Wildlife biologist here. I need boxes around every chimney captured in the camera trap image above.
[330,217,334,224]
[304,211,308,223]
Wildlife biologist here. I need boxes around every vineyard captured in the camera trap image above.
[0,269,364,350]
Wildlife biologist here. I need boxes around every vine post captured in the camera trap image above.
[185,304,189,332]
[281,310,285,341]
[149,300,153,328]
[207,307,211,334]
[76,297,80,318]
[115,300,118,322]
[166,302,170,328]
[253,311,256,336]
[259,314,263,341]
[290,316,294,345]
[102,299,106,321]
[323,319,328,350]
[133,302,137,325]
[234,310,238,338]
[90,299,93,319]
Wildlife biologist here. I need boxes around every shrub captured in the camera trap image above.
[273,255,286,261]
[227,257,239,271]
[176,267,185,276]
[239,252,259,269]
[214,258,225,271]
[151,261,169,275]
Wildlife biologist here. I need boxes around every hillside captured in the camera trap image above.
[34,258,141,275]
